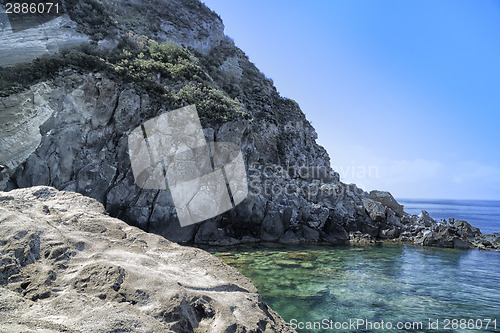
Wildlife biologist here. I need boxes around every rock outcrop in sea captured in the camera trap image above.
[0,186,294,332]
[0,0,498,250]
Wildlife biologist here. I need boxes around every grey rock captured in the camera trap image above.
[261,209,285,242]
[304,203,330,229]
[417,210,437,227]
[450,219,481,238]
[279,230,300,244]
[473,234,500,250]
[369,190,404,217]
[386,208,403,227]
[323,222,348,243]
[349,232,376,243]
[296,226,321,242]
[0,186,294,333]
[453,238,471,249]
[380,227,401,239]
[0,17,90,67]
[0,82,54,188]
[416,225,467,248]
[362,198,386,222]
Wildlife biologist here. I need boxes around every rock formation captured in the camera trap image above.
[0,186,294,332]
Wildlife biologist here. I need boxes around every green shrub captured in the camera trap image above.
[148,41,190,64]
[176,82,248,124]
[1,35,250,125]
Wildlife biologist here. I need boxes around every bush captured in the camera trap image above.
[176,82,248,123]
[65,0,117,40]
[148,41,190,64]
[0,44,110,96]
[1,36,251,126]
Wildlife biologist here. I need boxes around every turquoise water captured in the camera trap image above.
[205,243,500,332]
[398,199,500,235]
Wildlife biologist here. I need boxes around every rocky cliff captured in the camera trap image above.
[0,0,497,250]
[0,186,294,332]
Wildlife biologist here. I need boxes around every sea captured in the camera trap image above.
[203,199,500,332]
[398,199,500,235]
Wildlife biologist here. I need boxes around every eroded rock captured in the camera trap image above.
[0,186,294,333]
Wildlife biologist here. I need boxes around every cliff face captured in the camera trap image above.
[0,0,223,67]
[0,0,341,244]
[0,15,90,67]
[0,186,294,332]
[0,0,491,249]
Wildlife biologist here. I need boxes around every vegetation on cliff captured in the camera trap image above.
[0,33,248,124]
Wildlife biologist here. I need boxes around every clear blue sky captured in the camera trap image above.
[202,0,500,200]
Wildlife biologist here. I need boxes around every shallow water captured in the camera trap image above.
[204,243,500,332]
[399,199,500,235]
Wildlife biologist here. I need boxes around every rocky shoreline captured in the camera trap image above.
[0,187,497,332]
[2,187,495,333]
[1,0,497,252]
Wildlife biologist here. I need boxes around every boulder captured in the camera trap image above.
[296,226,320,241]
[416,225,472,249]
[386,208,403,227]
[349,232,376,243]
[473,234,500,250]
[361,198,386,222]
[450,219,481,238]
[369,190,404,217]
[0,186,294,333]
[279,230,300,244]
[302,203,330,229]
[260,209,285,242]
[323,221,348,243]
[379,227,401,239]
[417,210,437,227]
[453,238,471,249]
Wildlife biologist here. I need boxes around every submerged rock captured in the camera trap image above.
[0,186,294,333]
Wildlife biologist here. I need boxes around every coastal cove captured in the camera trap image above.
[1,0,499,331]
[203,243,500,333]
[198,197,500,333]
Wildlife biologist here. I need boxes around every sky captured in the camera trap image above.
[202,0,500,200]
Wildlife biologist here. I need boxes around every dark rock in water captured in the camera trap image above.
[279,230,300,244]
[417,210,437,227]
[296,226,321,242]
[349,232,376,243]
[414,224,475,249]
[0,186,294,333]
[379,227,402,240]
[453,238,471,249]
[416,226,457,248]
[323,221,349,243]
[261,208,285,242]
[450,219,481,238]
